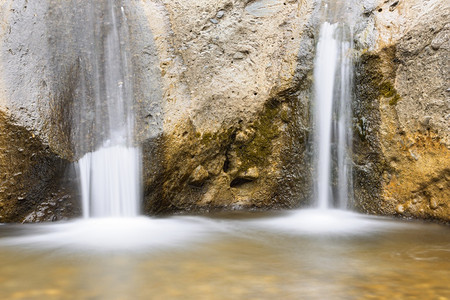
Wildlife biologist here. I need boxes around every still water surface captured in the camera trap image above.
[0,210,449,299]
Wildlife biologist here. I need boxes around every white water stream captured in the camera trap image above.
[312,20,353,209]
[78,146,141,218]
[76,1,141,218]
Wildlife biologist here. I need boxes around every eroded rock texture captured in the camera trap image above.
[0,0,81,222]
[0,0,165,222]
[0,0,448,222]
[140,0,318,213]
[0,112,79,222]
[354,0,449,222]
[0,0,319,220]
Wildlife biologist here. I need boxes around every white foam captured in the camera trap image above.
[238,210,412,235]
[0,217,213,253]
[77,146,141,218]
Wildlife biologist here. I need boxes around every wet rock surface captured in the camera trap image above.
[0,0,88,222]
[0,0,448,222]
[353,0,450,222]
[0,0,162,221]
[0,112,80,223]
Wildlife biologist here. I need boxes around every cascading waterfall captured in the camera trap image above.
[312,5,354,210]
[334,26,353,210]
[75,0,141,218]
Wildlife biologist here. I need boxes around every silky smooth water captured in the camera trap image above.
[2,1,447,299]
[311,0,356,210]
[334,26,353,209]
[313,22,339,209]
[0,212,449,299]
[78,146,141,218]
[312,21,353,210]
[74,0,141,218]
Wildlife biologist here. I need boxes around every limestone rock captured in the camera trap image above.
[2,0,447,223]
[0,111,79,222]
[0,0,165,221]
[0,0,316,219]
[189,165,210,187]
[353,0,450,222]
[0,1,84,222]
[141,0,316,213]
[238,167,260,181]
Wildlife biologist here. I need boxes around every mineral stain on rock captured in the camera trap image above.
[353,0,450,222]
[0,0,448,223]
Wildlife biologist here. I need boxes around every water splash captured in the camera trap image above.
[235,209,413,236]
[0,217,213,253]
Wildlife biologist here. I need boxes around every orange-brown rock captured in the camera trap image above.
[354,0,449,222]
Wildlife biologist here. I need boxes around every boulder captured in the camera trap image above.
[1,0,447,223]
[0,111,79,222]
[0,0,318,219]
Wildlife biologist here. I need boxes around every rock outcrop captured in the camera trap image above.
[0,111,79,222]
[139,0,317,213]
[0,0,80,222]
[0,0,448,222]
[0,0,319,220]
[354,0,450,222]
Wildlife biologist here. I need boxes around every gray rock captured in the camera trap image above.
[216,10,225,19]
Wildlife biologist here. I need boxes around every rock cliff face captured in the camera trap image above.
[353,0,450,222]
[0,112,79,222]
[0,0,448,222]
[139,0,318,213]
[0,0,81,222]
[0,0,319,221]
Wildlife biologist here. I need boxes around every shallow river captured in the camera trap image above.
[0,210,449,299]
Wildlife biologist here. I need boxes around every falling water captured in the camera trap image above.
[75,1,141,218]
[312,6,353,209]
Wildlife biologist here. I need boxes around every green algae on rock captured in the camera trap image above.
[353,0,450,222]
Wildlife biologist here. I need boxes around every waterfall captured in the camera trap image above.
[312,8,353,209]
[75,1,141,218]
